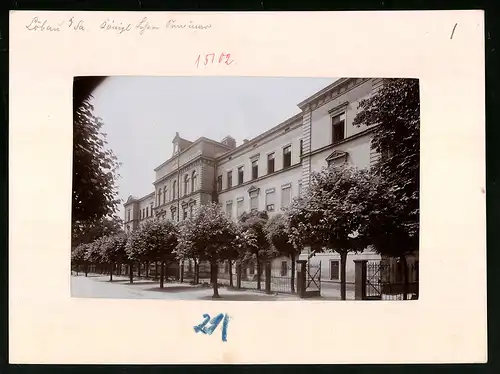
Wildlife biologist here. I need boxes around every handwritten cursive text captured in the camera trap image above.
[100,18,132,34]
[25,17,63,32]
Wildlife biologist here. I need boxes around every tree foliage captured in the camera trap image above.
[125,219,178,264]
[353,78,420,256]
[265,213,297,259]
[72,216,123,248]
[176,203,238,262]
[238,210,275,261]
[72,98,121,239]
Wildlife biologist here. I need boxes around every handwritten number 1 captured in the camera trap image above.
[221,314,229,342]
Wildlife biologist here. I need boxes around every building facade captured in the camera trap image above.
[124,77,385,284]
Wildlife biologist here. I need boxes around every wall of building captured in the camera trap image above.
[218,165,302,220]
[216,117,303,219]
[309,79,374,152]
[296,251,381,284]
[310,131,374,172]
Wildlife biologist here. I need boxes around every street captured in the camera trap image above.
[71,274,301,301]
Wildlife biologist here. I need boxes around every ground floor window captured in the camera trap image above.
[330,260,339,280]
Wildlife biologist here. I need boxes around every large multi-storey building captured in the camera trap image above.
[124,77,384,284]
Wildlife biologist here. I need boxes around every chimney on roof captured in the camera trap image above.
[243,139,249,144]
[221,135,236,149]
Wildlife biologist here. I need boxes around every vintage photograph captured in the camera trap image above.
[71,76,420,301]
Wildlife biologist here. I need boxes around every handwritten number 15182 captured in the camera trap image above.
[195,53,234,68]
[194,313,230,342]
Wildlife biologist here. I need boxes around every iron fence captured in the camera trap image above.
[366,261,419,300]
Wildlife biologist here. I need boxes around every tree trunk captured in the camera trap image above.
[180,260,184,283]
[109,262,113,281]
[138,263,141,278]
[129,263,133,284]
[84,263,88,277]
[256,254,261,290]
[290,254,296,293]
[160,261,165,288]
[340,251,347,300]
[211,262,220,298]
[154,261,158,281]
[401,256,408,300]
[229,260,233,287]
[194,259,199,284]
[145,262,149,278]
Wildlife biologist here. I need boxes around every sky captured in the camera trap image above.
[90,76,336,220]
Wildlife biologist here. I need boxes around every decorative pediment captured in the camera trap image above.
[188,198,196,205]
[326,150,348,165]
[170,205,177,211]
[328,101,349,115]
[181,201,189,208]
[247,185,260,194]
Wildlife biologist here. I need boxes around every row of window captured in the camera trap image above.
[127,110,347,223]
[216,110,346,194]
[218,144,300,192]
[225,182,301,217]
[156,170,198,207]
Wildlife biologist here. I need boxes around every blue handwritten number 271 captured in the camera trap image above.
[194,313,230,342]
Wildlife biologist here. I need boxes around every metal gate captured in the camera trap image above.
[366,261,419,300]
[270,262,295,293]
[304,262,321,297]
[366,262,386,299]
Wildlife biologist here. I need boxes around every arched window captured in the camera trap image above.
[184,174,189,196]
[172,180,177,199]
[163,186,167,203]
[192,170,197,192]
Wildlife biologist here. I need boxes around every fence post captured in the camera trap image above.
[354,260,368,300]
[236,263,242,289]
[265,261,271,294]
[296,260,307,298]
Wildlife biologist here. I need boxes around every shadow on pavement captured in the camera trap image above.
[144,285,204,293]
[198,294,298,301]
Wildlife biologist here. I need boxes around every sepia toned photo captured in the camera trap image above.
[71,76,420,301]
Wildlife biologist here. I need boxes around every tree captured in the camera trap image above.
[353,78,420,257]
[72,98,121,242]
[353,78,420,298]
[99,234,127,281]
[85,237,105,274]
[125,219,178,288]
[265,213,300,292]
[287,164,372,300]
[71,244,89,276]
[175,203,238,298]
[238,210,274,290]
